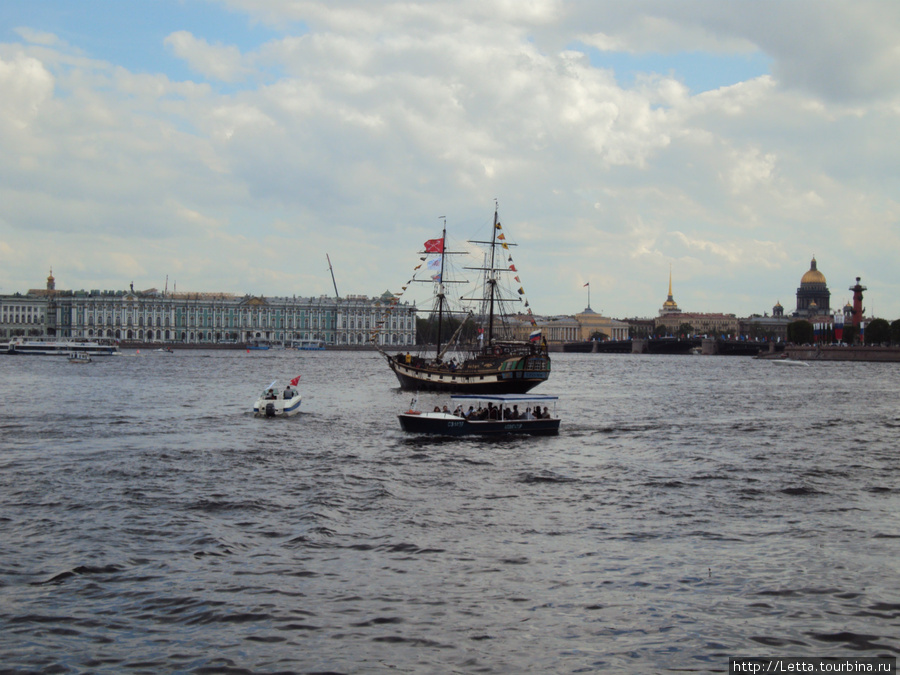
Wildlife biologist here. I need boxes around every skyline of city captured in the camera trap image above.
[4,254,882,324]
[1,2,898,319]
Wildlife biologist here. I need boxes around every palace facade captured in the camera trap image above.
[0,272,416,347]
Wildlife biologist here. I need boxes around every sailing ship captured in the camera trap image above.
[376,205,551,393]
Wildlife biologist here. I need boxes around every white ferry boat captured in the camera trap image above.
[3,336,120,356]
[291,339,325,351]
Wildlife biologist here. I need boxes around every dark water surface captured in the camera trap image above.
[1,350,898,673]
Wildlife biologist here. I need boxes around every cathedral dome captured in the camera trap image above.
[801,257,826,285]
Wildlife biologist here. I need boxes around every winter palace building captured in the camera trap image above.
[0,271,416,348]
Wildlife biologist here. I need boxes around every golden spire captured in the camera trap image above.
[662,264,679,312]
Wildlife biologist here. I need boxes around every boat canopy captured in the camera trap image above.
[450,394,558,403]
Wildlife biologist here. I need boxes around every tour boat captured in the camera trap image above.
[398,394,560,436]
[253,377,302,417]
[3,336,120,356]
[292,339,325,351]
[376,204,551,393]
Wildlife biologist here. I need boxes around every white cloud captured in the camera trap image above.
[164,31,254,83]
[0,52,55,130]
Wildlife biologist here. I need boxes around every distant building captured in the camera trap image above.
[659,267,681,317]
[506,308,629,345]
[740,301,790,341]
[794,256,831,317]
[657,311,740,336]
[573,306,629,341]
[507,314,581,344]
[654,269,739,335]
[0,273,416,347]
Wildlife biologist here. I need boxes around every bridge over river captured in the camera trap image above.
[562,338,785,356]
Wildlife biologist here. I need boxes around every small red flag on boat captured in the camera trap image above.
[423,238,444,253]
[290,375,301,386]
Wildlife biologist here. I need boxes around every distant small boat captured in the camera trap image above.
[154,347,174,353]
[253,377,302,417]
[68,352,92,364]
[247,341,270,351]
[398,394,560,436]
[292,339,325,351]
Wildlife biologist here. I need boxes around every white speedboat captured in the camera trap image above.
[253,378,302,417]
[68,352,93,364]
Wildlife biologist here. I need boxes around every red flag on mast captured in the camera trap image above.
[423,238,444,253]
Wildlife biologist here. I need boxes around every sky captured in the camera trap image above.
[1,0,899,320]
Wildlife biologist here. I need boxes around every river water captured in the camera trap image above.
[0,350,898,673]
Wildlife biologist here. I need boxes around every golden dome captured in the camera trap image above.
[801,257,826,285]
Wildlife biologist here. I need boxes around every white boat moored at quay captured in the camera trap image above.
[3,336,120,356]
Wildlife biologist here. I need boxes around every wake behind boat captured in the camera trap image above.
[253,376,302,417]
[398,394,560,436]
[773,358,810,366]
[376,204,551,393]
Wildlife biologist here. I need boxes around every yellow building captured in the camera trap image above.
[574,306,630,341]
[508,309,629,344]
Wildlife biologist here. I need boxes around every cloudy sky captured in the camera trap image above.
[1,0,898,320]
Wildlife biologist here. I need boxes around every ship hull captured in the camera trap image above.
[388,354,550,393]
[398,412,559,435]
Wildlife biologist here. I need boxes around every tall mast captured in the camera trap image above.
[436,217,447,356]
[487,203,499,343]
